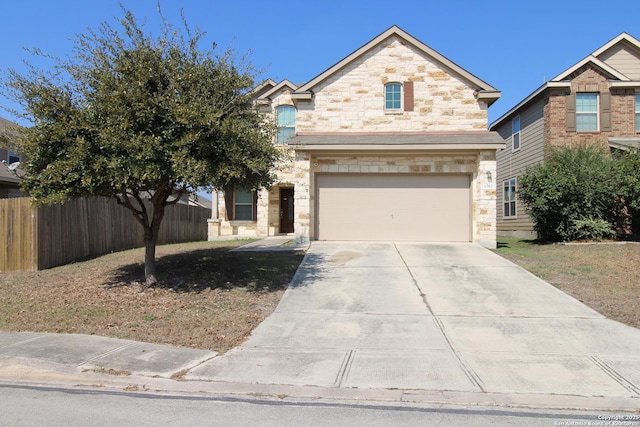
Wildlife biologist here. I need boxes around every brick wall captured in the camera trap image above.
[544,67,639,151]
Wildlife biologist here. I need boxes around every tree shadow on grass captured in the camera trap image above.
[106,246,305,293]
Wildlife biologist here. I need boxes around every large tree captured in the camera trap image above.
[1,7,279,284]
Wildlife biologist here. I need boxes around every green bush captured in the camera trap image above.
[519,143,619,241]
[614,149,640,234]
[572,218,616,241]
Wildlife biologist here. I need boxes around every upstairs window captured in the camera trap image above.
[503,178,517,218]
[576,93,598,131]
[512,116,521,151]
[276,105,295,144]
[636,94,640,132]
[385,83,402,111]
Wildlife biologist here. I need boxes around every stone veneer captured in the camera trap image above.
[296,36,488,133]
[288,150,497,248]
[208,33,499,247]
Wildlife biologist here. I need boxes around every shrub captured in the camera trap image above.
[519,143,619,241]
[614,149,640,235]
[572,218,616,241]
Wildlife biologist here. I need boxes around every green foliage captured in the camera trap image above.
[519,143,619,241]
[571,218,616,241]
[1,6,279,205]
[614,149,640,234]
[0,5,280,283]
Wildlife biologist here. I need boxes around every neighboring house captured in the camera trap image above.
[490,33,640,239]
[0,116,23,198]
[208,26,504,248]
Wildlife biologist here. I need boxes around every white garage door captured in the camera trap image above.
[316,174,471,241]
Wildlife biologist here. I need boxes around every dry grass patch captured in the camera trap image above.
[0,240,304,352]
[495,238,640,329]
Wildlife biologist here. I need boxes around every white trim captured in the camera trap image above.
[503,177,517,219]
[511,116,521,152]
[551,55,630,82]
[576,92,600,132]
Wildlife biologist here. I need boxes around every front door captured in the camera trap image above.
[279,188,294,234]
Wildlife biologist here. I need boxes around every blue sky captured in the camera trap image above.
[1,0,638,126]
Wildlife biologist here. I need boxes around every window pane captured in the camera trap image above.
[576,114,597,131]
[385,83,401,109]
[512,116,520,133]
[276,106,295,144]
[513,133,520,150]
[277,127,295,144]
[8,151,19,163]
[636,95,640,131]
[235,205,253,220]
[510,201,516,217]
[277,106,295,126]
[235,190,253,204]
[576,93,597,112]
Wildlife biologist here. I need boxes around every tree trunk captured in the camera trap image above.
[143,196,167,286]
[144,231,159,285]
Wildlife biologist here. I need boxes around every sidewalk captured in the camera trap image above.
[1,330,638,412]
[1,240,639,413]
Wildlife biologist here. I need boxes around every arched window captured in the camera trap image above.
[384,83,402,111]
[276,105,296,144]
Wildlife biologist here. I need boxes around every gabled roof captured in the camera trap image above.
[592,32,640,58]
[292,25,500,105]
[251,79,277,98]
[490,32,640,130]
[551,55,631,82]
[256,79,299,101]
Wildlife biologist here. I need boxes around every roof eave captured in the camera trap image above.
[294,25,499,95]
[289,143,506,152]
[609,81,640,88]
[489,82,571,130]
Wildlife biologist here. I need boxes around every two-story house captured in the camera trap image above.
[208,26,504,248]
[490,33,640,239]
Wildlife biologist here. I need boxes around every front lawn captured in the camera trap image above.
[0,240,304,352]
[494,238,640,329]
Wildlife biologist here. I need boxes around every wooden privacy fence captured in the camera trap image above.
[1,197,210,272]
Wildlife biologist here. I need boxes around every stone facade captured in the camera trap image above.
[296,36,488,133]
[208,26,502,247]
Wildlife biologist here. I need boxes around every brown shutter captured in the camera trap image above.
[224,189,234,220]
[404,81,414,112]
[566,93,576,132]
[600,91,611,132]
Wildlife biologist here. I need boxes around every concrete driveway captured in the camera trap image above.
[188,242,640,399]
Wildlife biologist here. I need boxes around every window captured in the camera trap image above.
[385,83,402,110]
[7,151,19,164]
[276,105,295,144]
[512,116,521,151]
[636,94,640,132]
[503,178,517,218]
[576,93,598,131]
[234,189,255,221]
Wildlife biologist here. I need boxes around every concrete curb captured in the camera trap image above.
[1,361,638,413]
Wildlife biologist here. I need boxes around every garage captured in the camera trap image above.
[316,174,471,241]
